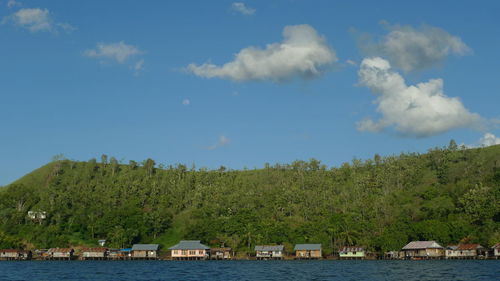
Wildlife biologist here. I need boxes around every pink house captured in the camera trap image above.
[169,240,210,260]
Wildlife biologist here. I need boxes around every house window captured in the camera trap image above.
[182,250,187,255]
[189,250,196,255]
[198,250,203,255]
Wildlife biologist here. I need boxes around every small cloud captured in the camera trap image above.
[187,24,337,82]
[84,41,143,64]
[479,133,500,147]
[207,135,231,150]
[2,8,74,33]
[182,99,190,106]
[346,59,357,66]
[357,57,482,137]
[356,23,471,72]
[7,0,22,8]
[133,59,144,75]
[231,2,255,15]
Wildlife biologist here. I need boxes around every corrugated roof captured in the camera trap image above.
[48,248,73,253]
[254,245,284,251]
[457,244,483,250]
[131,244,160,251]
[168,241,209,250]
[339,246,365,252]
[0,249,21,253]
[294,244,321,251]
[81,247,107,252]
[402,241,443,250]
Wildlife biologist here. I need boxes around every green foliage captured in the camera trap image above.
[0,144,499,254]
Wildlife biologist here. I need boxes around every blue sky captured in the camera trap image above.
[1,0,499,185]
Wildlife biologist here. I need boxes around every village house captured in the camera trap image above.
[169,240,210,260]
[46,248,74,260]
[254,245,284,260]
[131,244,160,259]
[294,244,322,259]
[339,246,366,259]
[402,241,444,259]
[80,248,108,260]
[210,247,232,260]
[493,243,500,259]
[446,244,486,259]
[0,249,32,261]
[384,251,404,260]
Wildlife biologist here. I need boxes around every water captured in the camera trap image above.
[0,260,498,281]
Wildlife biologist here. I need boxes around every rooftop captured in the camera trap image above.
[254,245,284,251]
[294,244,321,251]
[402,241,443,250]
[131,244,160,251]
[168,241,209,250]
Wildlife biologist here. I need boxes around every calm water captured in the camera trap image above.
[0,260,498,281]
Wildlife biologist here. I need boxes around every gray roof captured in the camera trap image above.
[168,240,210,250]
[131,244,160,251]
[255,245,284,251]
[402,241,443,250]
[294,244,321,251]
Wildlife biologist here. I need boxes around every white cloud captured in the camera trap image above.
[359,23,471,72]
[187,24,337,82]
[2,8,74,33]
[182,99,190,106]
[479,133,500,147]
[7,0,21,8]
[346,59,357,66]
[133,59,144,75]
[357,57,481,137]
[84,42,143,64]
[207,135,231,150]
[231,2,255,15]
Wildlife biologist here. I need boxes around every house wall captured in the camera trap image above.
[256,250,283,258]
[171,249,207,258]
[0,252,19,258]
[52,252,71,258]
[446,250,459,257]
[495,249,500,256]
[82,252,106,258]
[133,250,158,258]
[404,248,444,257]
[340,251,365,258]
[296,250,321,257]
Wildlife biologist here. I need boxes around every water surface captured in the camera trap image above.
[0,260,498,281]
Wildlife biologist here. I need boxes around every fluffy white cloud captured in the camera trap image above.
[207,135,231,150]
[133,59,144,75]
[187,24,337,82]
[479,133,500,147]
[84,42,143,63]
[231,2,255,15]
[2,8,74,33]
[7,0,22,8]
[360,24,471,72]
[357,57,481,137]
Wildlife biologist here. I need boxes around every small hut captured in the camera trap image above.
[446,244,485,259]
[401,241,444,259]
[80,248,108,260]
[169,240,210,260]
[254,245,284,260]
[210,247,232,260]
[384,251,403,260]
[294,244,322,259]
[0,249,32,261]
[131,244,160,260]
[339,246,366,259]
[47,248,74,260]
[493,243,500,259]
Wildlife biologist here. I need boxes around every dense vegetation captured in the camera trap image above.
[1,142,499,255]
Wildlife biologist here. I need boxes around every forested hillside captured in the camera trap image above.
[1,142,499,254]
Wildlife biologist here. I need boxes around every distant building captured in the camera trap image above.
[0,249,32,260]
[402,241,444,259]
[384,251,403,260]
[294,244,322,259]
[98,240,106,247]
[339,246,366,259]
[446,244,485,259]
[493,243,500,259]
[131,244,160,259]
[81,248,108,260]
[27,211,47,220]
[254,245,284,260]
[210,247,232,260]
[169,240,210,260]
[47,248,74,260]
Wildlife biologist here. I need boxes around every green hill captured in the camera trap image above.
[1,143,499,253]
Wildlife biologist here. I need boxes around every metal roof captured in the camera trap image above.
[168,241,209,250]
[402,241,443,250]
[254,245,284,251]
[131,244,160,251]
[456,244,483,250]
[294,244,321,251]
